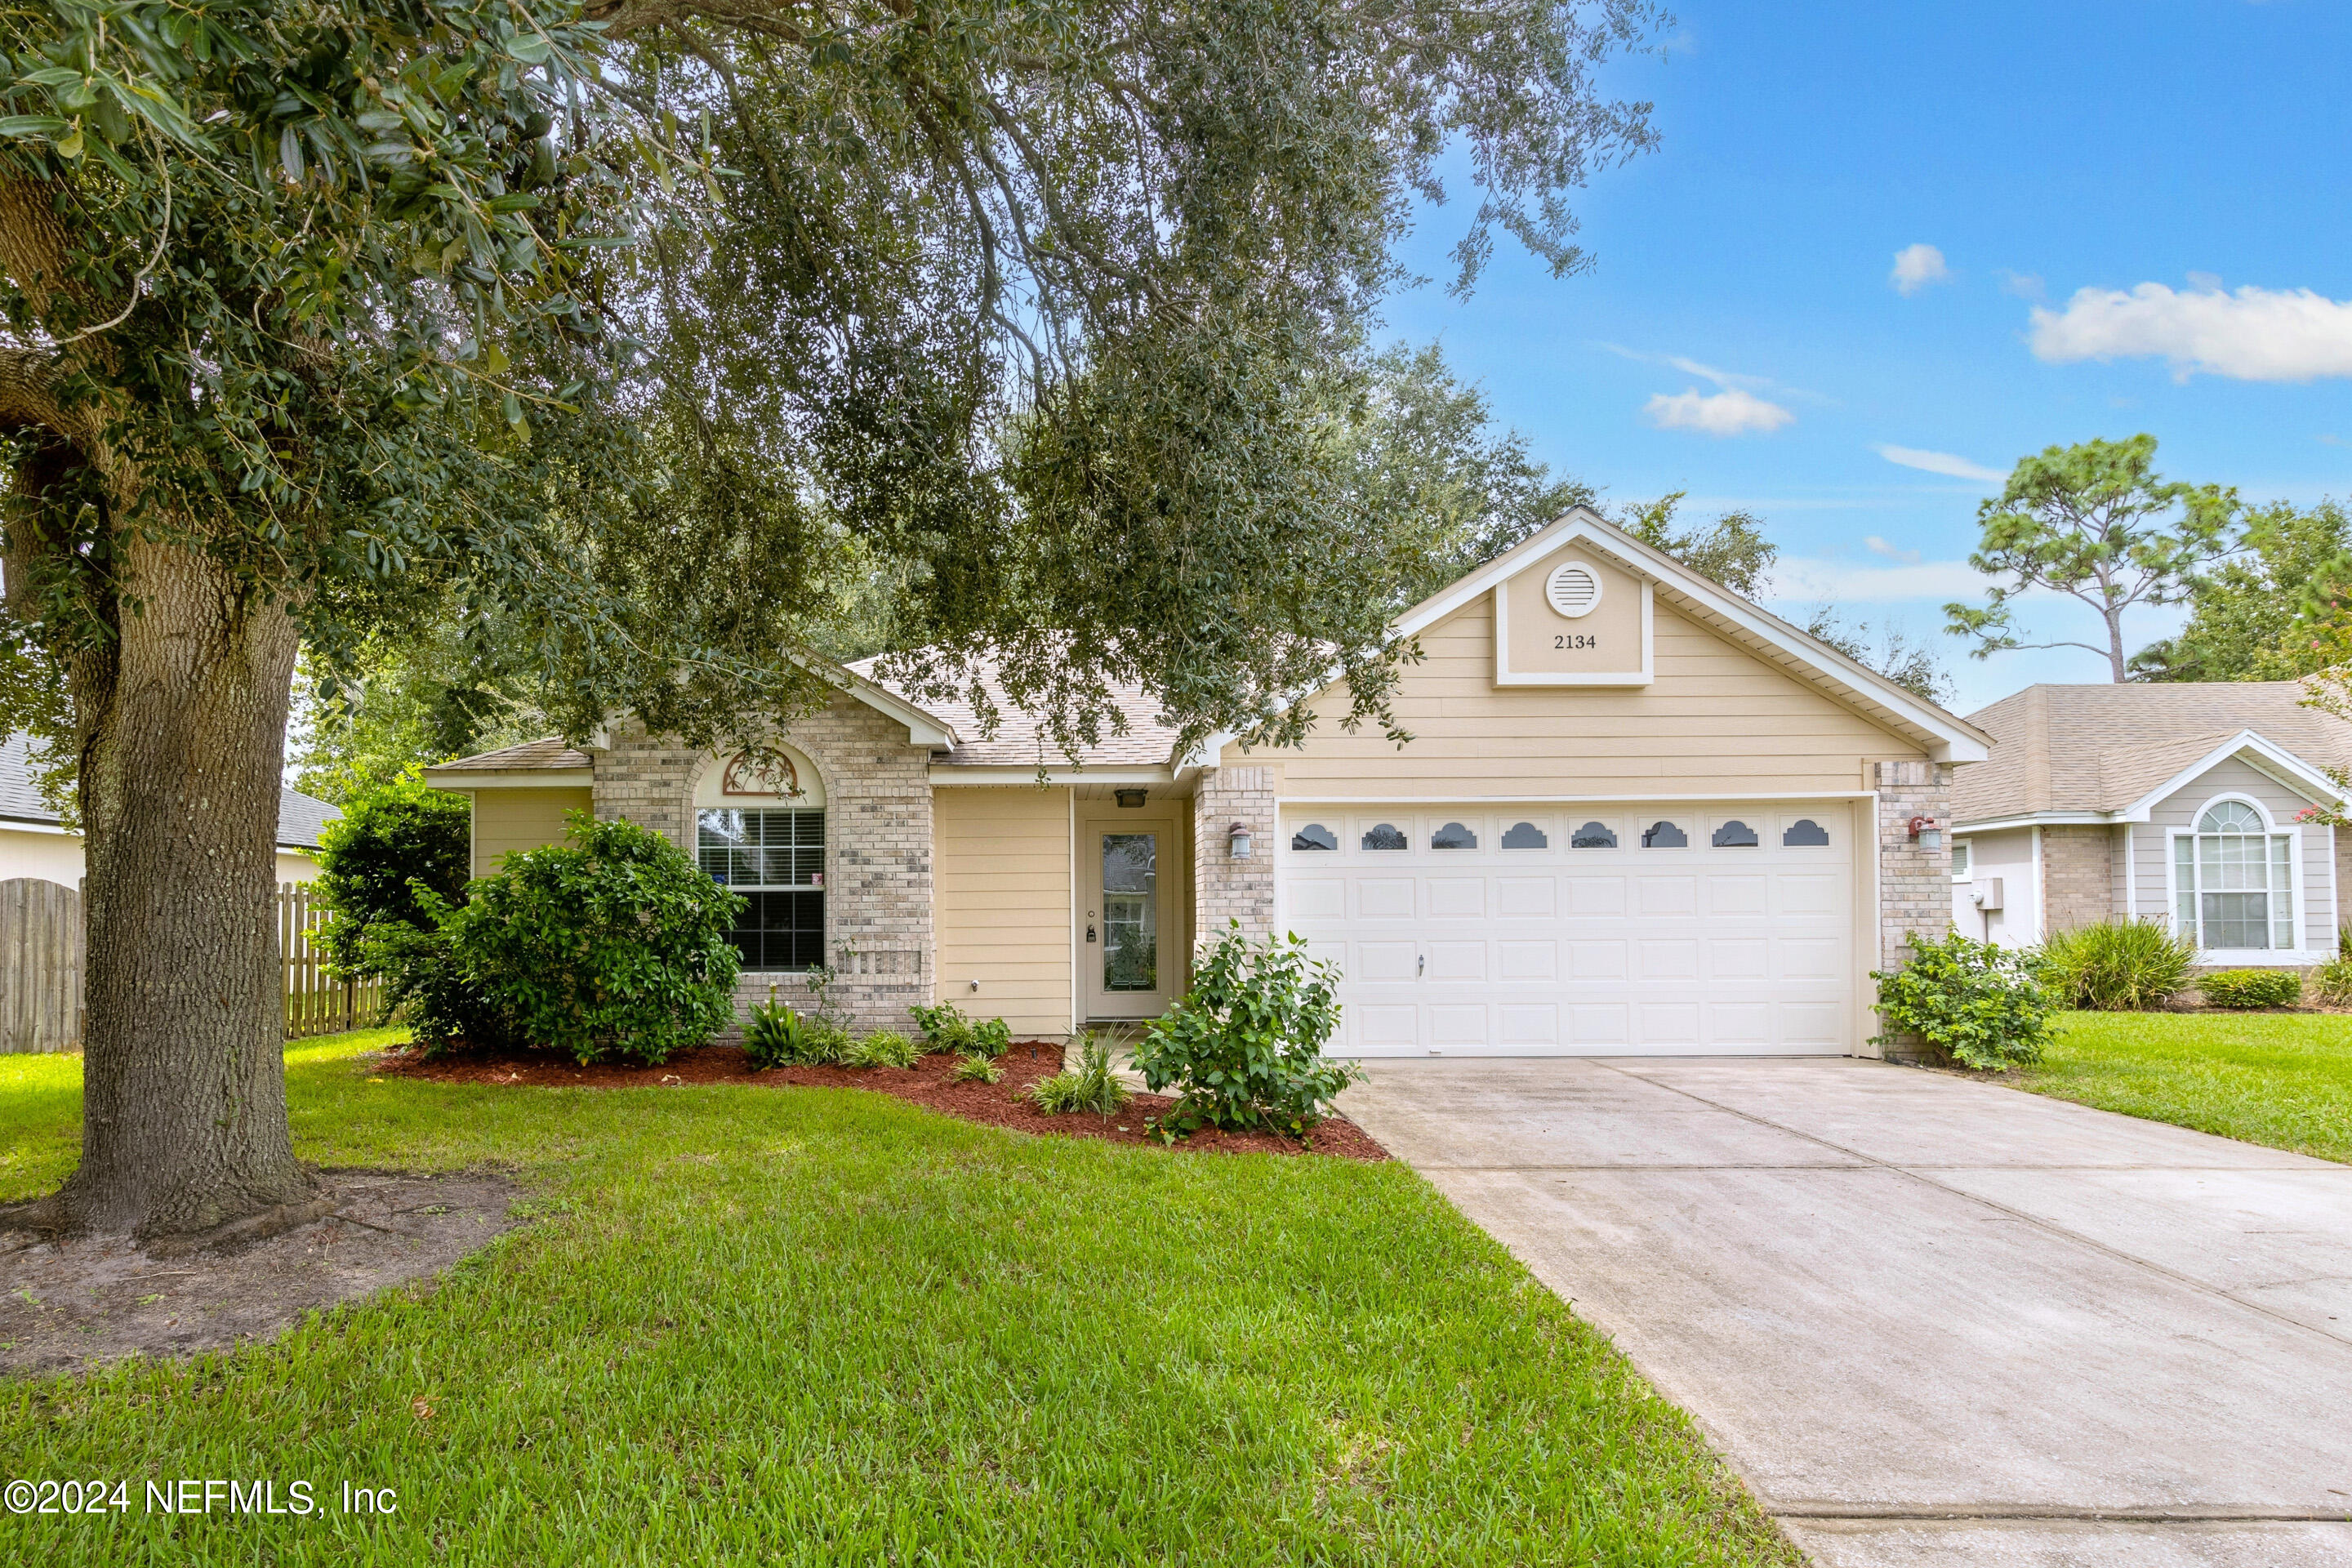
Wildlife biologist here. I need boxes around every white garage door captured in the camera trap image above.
[1281,805,1856,1056]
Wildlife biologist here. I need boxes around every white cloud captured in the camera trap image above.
[1766,558,1988,603]
[1891,243,1951,296]
[1873,443,2007,483]
[1643,386,1794,437]
[2029,279,2352,381]
[1999,270,2046,301]
[1864,536,1922,564]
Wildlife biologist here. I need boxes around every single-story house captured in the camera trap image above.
[424,508,1991,1057]
[0,733,341,889]
[1951,682,2352,964]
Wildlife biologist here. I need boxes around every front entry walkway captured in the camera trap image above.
[1339,1058,2352,1567]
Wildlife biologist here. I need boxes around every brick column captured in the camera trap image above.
[2040,825,2114,933]
[1192,766,1275,948]
[1874,760,1953,1062]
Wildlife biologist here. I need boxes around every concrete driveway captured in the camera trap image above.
[1339,1057,2352,1567]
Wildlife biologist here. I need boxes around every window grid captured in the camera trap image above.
[698,808,825,972]
[2174,804,2294,952]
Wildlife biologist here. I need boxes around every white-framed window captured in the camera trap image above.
[698,807,826,971]
[1951,840,1972,882]
[2171,798,2296,953]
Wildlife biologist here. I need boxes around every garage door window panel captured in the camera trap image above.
[1290,822,1338,853]
[1570,821,1618,849]
[1501,821,1550,850]
[1431,821,1480,851]
[1361,822,1409,852]
[1641,820,1688,849]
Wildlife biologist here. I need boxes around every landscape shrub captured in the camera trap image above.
[842,1029,920,1069]
[908,1001,977,1052]
[1130,921,1362,1137]
[2197,969,2302,1009]
[1872,930,2055,1071]
[2310,959,2352,1007]
[363,899,511,1057]
[1027,1036,1129,1116]
[744,992,838,1069]
[2036,919,2195,1010]
[949,1052,1004,1085]
[314,770,473,978]
[385,812,742,1064]
[910,1002,1013,1056]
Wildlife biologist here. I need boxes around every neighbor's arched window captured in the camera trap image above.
[2176,799,2295,951]
[1290,822,1337,851]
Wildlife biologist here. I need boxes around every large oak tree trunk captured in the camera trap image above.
[53,534,318,1238]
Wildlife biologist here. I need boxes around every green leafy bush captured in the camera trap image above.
[2036,919,2195,1010]
[1872,931,2055,1071]
[1027,1036,1130,1116]
[314,769,473,977]
[1131,921,1362,1136]
[2310,959,2352,1007]
[363,899,511,1057]
[842,1029,919,1069]
[744,992,839,1069]
[385,812,742,1064]
[949,1052,1004,1085]
[2197,969,2302,1009]
[908,1000,977,1052]
[909,1002,1013,1056]
[969,1017,1013,1058]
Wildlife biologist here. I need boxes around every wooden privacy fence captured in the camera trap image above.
[1,877,82,1054]
[278,882,383,1040]
[0,880,381,1052]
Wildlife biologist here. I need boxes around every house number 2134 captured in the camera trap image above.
[1553,634,1598,650]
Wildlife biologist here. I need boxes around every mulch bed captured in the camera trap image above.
[376,1040,1388,1161]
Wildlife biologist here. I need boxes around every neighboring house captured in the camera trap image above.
[0,733,341,888]
[1951,683,2352,966]
[423,507,1991,1056]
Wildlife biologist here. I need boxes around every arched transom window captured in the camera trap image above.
[2176,800,2295,951]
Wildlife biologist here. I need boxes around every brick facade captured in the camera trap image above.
[590,693,934,1034]
[1873,759,1953,1062]
[2040,824,2114,935]
[1192,765,1275,947]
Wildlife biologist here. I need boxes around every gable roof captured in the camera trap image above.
[846,654,1180,771]
[1953,682,2352,825]
[430,737,596,774]
[0,733,341,851]
[1185,506,1993,768]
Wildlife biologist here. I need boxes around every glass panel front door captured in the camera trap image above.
[1101,831,1158,991]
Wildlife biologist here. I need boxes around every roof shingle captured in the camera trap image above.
[1953,683,2352,822]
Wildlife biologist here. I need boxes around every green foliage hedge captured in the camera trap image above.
[2036,919,2195,1010]
[1132,922,1361,1136]
[2196,969,2303,1009]
[1873,931,2055,1071]
[381,813,742,1064]
[314,770,472,976]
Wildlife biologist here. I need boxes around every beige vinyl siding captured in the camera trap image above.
[1226,594,1924,791]
[466,787,591,876]
[934,786,1073,1037]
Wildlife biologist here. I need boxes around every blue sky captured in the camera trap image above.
[1381,0,2352,713]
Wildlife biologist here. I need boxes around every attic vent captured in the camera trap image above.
[1545,561,1601,619]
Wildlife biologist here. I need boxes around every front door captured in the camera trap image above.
[1082,821,1178,1020]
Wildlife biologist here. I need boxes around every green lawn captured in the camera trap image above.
[2020,1010,2352,1163]
[0,1034,1794,1566]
